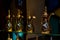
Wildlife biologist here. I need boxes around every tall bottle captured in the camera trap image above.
[16,9,23,32]
[7,10,12,32]
[26,16,34,33]
[41,6,50,34]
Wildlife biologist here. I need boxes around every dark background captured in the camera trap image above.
[45,0,60,14]
[0,0,11,40]
[0,0,11,31]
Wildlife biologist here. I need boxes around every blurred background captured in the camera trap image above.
[0,0,60,40]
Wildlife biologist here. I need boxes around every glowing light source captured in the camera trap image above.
[28,16,31,19]
[17,15,21,18]
[44,12,47,16]
[8,15,10,18]
[33,16,36,19]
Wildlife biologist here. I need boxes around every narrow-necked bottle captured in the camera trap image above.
[26,16,33,33]
[7,10,12,32]
[16,9,23,32]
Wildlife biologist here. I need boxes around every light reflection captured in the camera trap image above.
[8,15,10,18]
[27,24,33,33]
[12,32,24,40]
[8,34,12,40]
[8,21,12,32]
[16,29,22,32]
[8,22,12,28]
[41,31,50,34]
[43,12,48,16]
[33,16,36,19]
[17,15,21,18]
[8,10,10,18]
[28,24,31,28]
[27,30,33,33]
[17,23,21,27]
[28,16,31,19]
[8,27,12,32]
[16,22,23,32]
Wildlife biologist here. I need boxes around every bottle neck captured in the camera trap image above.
[8,10,10,19]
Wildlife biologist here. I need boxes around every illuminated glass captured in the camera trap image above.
[12,32,17,40]
[17,32,24,38]
[8,22,12,28]
[12,32,24,40]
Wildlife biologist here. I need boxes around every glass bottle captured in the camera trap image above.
[16,9,23,32]
[7,10,12,32]
[41,6,50,34]
[26,16,33,33]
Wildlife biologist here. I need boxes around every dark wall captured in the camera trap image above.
[0,0,12,30]
[0,0,10,39]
